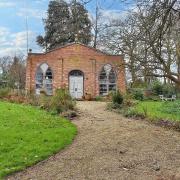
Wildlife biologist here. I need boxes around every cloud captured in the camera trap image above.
[11,31,35,48]
[0,2,15,8]
[0,26,41,57]
[17,8,46,19]
[35,0,48,4]
[0,27,10,37]
[100,9,129,21]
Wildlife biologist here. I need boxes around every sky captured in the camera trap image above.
[0,0,135,57]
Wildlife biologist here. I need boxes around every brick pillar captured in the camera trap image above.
[117,63,126,93]
[25,56,32,93]
[92,59,97,97]
[53,58,63,91]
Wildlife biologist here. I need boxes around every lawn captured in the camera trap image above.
[0,101,77,179]
[134,100,180,121]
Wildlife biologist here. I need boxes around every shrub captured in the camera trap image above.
[123,93,136,107]
[144,95,159,101]
[162,84,175,97]
[151,81,175,97]
[0,88,11,98]
[151,81,163,95]
[123,107,137,117]
[112,90,123,105]
[39,94,52,110]
[107,102,122,110]
[50,88,75,114]
[95,96,103,101]
[132,89,144,101]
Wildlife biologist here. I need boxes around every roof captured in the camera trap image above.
[29,42,123,57]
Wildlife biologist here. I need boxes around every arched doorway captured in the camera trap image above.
[69,70,84,99]
[99,64,116,95]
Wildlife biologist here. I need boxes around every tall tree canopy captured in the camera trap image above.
[37,0,92,51]
[69,0,92,44]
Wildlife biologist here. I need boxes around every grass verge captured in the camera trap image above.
[108,99,180,130]
[0,101,77,179]
[134,100,180,121]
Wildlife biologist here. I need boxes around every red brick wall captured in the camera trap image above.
[26,43,126,97]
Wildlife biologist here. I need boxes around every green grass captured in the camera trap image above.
[0,101,77,179]
[134,100,180,121]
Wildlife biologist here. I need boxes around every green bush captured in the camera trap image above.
[123,107,138,117]
[144,95,159,101]
[0,88,10,98]
[50,88,75,114]
[123,93,137,107]
[151,81,175,97]
[112,90,123,105]
[95,96,103,101]
[162,84,175,97]
[39,94,52,110]
[133,89,144,101]
[107,102,122,110]
[151,81,163,95]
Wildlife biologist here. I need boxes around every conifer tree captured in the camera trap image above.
[37,0,92,51]
[69,0,92,44]
[37,0,70,50]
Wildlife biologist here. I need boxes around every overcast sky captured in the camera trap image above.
[0,0,134,57]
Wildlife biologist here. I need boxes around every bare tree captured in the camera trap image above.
[136,0,180,88]
[98,0,180,89]
[0,55,26,89]
[8,55,26,89]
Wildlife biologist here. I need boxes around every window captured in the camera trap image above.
[35,63,53,95]
[99,64,116,95]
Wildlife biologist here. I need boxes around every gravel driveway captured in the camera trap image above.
[8,101,180,180]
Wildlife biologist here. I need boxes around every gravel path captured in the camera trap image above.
[8,101,180,180]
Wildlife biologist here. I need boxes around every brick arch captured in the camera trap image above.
[98,64,117,78]
[69,70,84,77]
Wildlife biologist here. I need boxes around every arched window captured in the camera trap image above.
[99,64,116,95]
[35,63,53,95]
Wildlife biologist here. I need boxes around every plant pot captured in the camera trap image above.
[85,93,91,101]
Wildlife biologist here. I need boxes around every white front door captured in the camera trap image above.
[69,76,83,99]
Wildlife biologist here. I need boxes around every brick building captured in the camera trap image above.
[26,42,126,99]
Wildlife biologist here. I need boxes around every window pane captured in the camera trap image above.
[36,68,43,88]
[99,69,108,84]
[45,68,53,79]
[36,83,43,89]
[109,84,116,91]
[109,70,116,83]
[45,68,53,95]
[99,84,108,95]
